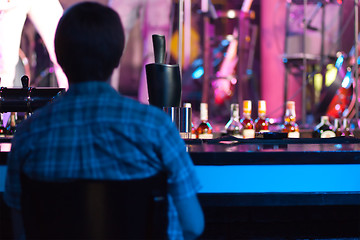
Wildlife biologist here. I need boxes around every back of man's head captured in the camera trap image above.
[55,2,125,84]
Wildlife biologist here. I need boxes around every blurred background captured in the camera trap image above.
[18,0,359,127]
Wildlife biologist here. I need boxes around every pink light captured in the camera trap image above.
[230,78,237,85]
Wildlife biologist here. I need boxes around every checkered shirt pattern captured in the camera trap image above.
[4,81,201,240]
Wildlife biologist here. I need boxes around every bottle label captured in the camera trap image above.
[288,131,300,138]
[259,130,270,133]
[232,133,243,138]
[180,132,192,139]
[198,133,213,139]
[200,103,208,121]
[243,129,255,139]
[320,130,336,138]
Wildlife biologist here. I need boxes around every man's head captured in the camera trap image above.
[55,2,125,84]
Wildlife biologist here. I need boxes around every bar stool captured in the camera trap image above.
[20,172,168,239]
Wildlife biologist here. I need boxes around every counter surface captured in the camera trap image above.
[1,137,360,207]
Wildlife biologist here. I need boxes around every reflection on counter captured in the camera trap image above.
[0,143,11,152]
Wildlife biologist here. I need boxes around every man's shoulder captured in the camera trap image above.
[116,97,172,124]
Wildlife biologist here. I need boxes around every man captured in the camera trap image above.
[0,0,68,88]
[4,2,204,240]
[108,0,172,103]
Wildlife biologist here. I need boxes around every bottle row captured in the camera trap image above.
[183,100,352,140]
[184,100,274,139]
[313,116,352,138]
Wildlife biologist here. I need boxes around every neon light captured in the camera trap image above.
[335,55,344,69]
[227,10,236,19]
[192,67,204,79]
[221,39,230,47]
[325,65,337,87]
[314,73,323,92]
[196,165,360,193]
[192,59,202,66]
[341,70,352,88]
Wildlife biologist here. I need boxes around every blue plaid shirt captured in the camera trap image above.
[4,81,200,240]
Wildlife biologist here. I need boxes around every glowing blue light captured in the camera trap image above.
[192,67,204,79]
[341,69,352,88]
[192,59,203,67]
[335,55,344,69]
[221,39,229,47]
[357,57,360,65]
[246,69,253,75]
[196,165,360,193]
[283,58,288,63]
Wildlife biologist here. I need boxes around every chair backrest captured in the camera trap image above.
[20,172,168,239]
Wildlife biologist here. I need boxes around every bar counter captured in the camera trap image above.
[185,136,360,238]
[1,137,360,238]
[183,137,360,205]
[1,137,360,205]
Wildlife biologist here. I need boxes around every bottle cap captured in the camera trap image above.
[230,103,240,118]
[286,101,295,110]
[183,102,192,108]
[258,100,266,114]
[230,103,239,110]
[243,100,252,114]
[320,116,329,123]
[200,103,208,121]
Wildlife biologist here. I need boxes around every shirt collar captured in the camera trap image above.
[66,81,118,96]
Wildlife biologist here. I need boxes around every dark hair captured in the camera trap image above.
[55,2,125,83]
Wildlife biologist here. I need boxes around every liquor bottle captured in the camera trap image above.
[6,112,17,136]
[240,100,255,139]
[183,102,196,139]
[196,103,213,139]
[281,101,300,138]
[255,100,269,132]
[342,118,351,137]
[312,116,336,138]
[333,118,342,137]
[224,103,243,138]
[0,113,6,137]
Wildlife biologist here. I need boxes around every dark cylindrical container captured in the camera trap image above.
[145,63,181,108]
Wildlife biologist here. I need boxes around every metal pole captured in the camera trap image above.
[302,0,308,125]
[237,12,247,106]
[184,0,191,69]
[354,0,359,127]
[320,2,325,89]
[201,0,210,104]
[178,0,184,74]
[284,1,291,115]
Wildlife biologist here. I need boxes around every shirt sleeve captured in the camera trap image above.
[159,118,201,201]
[3,133,26,210]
